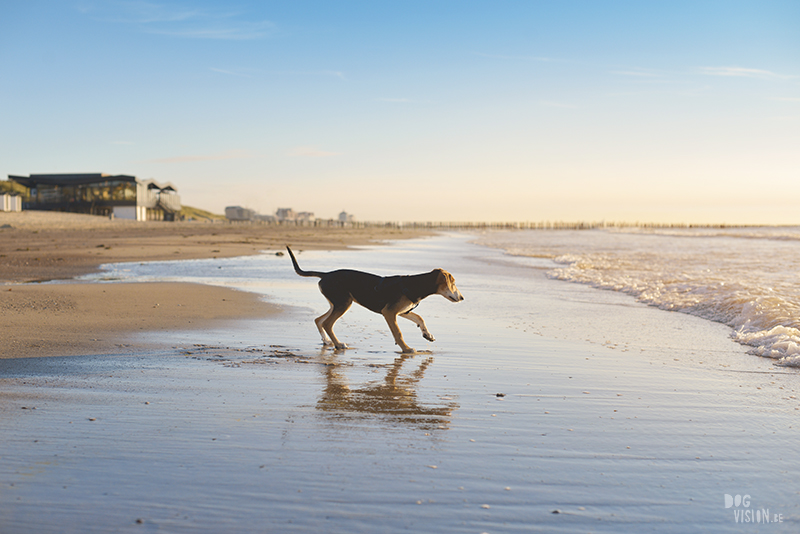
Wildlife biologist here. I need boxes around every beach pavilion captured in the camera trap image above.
[7,173,181,221]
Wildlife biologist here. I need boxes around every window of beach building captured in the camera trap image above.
[81,182,109,201]
[61,185,77,202]
[109,181,136,201]
[80,184,94,201]
[29,179,141,206]
[37,185,59,203]
[80,184,94,202]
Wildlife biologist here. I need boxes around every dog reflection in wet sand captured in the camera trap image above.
[287,246,464,353]
[317,354,457,428]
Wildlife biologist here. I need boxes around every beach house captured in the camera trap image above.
[275,208,315,224]
[1,193,22,212]
[225,206,257,221]
[7,173,181,221]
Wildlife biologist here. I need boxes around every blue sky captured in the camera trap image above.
[1,1,798,223]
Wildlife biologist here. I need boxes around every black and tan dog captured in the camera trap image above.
[287,246,464,353]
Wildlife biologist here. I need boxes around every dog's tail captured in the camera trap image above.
[286,246,325,278]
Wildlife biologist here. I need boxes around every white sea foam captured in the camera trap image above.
[477,227,800,366]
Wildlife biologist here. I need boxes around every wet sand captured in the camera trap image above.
[0,211,427,358]
[1,282,280,358]
[2,235,799,532]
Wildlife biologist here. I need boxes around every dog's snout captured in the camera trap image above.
[448,290,464,302]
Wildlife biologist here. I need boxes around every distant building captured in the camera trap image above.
[225,206,278,223]
[7,173,180,221]
[296,211,315,222]
[255,213,277,223]
[276,208,296,221]
[275,208,315,223]
[338,211,355,223]
[225,206,257,221]
[225,206,315,224]
[1,193,22,212]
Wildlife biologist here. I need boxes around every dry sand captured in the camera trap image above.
[0,211,428,359]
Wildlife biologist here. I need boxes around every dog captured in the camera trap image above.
[286,246,463,353]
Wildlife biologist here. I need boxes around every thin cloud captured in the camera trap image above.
[81,0,201,23]
[263,70,348,80]
[210,67,254,78]
[144,20,276,40]
[322,70,346,80]
[287,146,340,158]
[80,1,276,40]
[610,69,664,78]
[699,67,797,80]
[605,84,712,98]
[149,149,256,163]
[475,52,556,62]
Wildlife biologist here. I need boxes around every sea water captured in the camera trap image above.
[8,233,800,532]
[476,227,800,366]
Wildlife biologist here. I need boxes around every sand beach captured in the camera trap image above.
[0,211,427,358]
[2,213,799,533]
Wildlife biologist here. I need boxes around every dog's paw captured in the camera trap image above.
[423,332,435,342]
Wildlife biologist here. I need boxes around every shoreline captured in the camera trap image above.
[0,211,431,359]
[0,211,431,283]
[3,235,799,532]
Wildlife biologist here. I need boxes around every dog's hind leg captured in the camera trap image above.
[315,302,335,346]
[400,311,435,342]
[321,298,352,350]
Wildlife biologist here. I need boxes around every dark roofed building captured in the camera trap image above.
[8,173,181,221]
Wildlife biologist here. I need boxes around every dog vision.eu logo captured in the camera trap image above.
[724,494,783,524]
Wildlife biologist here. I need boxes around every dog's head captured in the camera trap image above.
[433,269,464,302]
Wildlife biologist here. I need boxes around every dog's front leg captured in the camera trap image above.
[382,308,414,353]
[400,311,435,342]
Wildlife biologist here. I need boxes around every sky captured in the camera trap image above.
[1,1,798,224]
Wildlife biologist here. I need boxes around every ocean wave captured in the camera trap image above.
[610,227,800,243]
[477,228,800,367]
[549,253,800,366]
